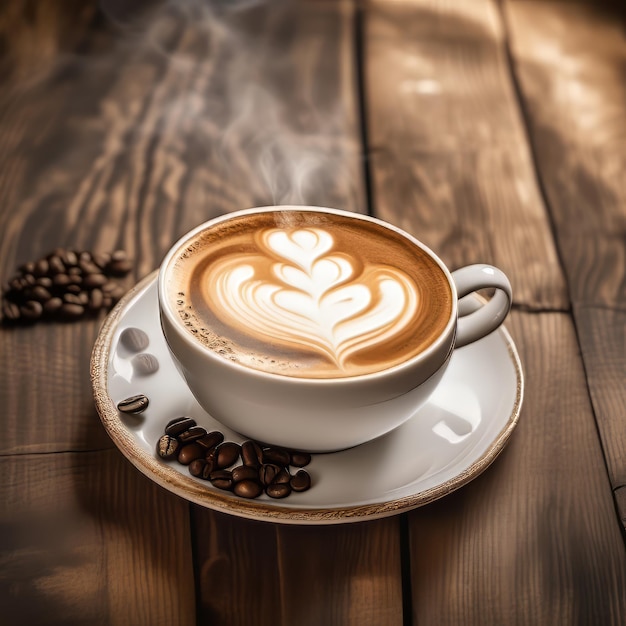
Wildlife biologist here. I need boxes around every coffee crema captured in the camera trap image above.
[166,210,453,378]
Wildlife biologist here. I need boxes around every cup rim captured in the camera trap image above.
[158,205,458,385]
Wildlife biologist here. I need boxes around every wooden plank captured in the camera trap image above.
[364,0,568,310]
[407,311,626,625]
[0,449,196,625]
[574,306,626,491]
[504,0,626,307]
[192,512,403,625]
[191,511,283,623]
[0,321,115,454]
[180,2,402,623]
[275,522,403,625]
[0,0,97,81]
[504,0,626,520]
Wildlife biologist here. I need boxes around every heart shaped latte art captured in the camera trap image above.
[206,227,419,370]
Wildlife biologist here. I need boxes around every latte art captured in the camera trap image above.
[207,227,419,369]
[167,210,453,378]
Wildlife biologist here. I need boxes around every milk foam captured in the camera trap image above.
[204,226,419,370]
[170,210,454,378]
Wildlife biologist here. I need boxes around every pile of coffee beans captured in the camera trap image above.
[1,248,132,324]
[156,417,312,499]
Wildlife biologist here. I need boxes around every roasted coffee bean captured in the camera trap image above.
[36,277,53,288]
[290,470,311,492]
[266,483,291,499]
[33,259,49,277]
[78,292,89,305]
[108,260,132,276]
[79,251,92,262]
[2,300,21,321]
[107,252,132,276]
[79,260,101,275]
[63,293,83,305]
[232,465,259,483]
[234,479,263,499]
[101,280,118,294]
[241,440,263,467]
[9,277,25,291]
[210,469,233,490]
[60,250,78,267]
[290,451,312,467]
[68,267,82,277]
[120,327,149,352]
[92,252,111,270]
[177,443,204,465]
[259,464,281,486]
[203,450,217,472]
[215,442,241,469]
[102,296,113,309]
[188,458,207,477]
[43,297,63,315]
[59,303,84,320]
[83,273,107,289]
[29,286,51,302]
[196,430,224,451]
[156,434,179,460]
[88,288,104,311]
[204,449,218,470]
[66,284,82,295]
[18,261,35,275]
[131,353,159,376]
[178,425,208,444]
[20,300,43,321]
[52,273,71,287]
[117,394,149,414]
[273,468,291,485]
[262,447,290,466]
[48,255,65,275]
[165,417,197,437]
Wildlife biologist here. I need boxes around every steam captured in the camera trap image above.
[99,0,360,209]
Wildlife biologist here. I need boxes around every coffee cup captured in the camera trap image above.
[158,206,512,452]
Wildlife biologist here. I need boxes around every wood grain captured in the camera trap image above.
[0,449,195,626]
[575,305,626,493]
[364,0,568,310]
[504,0,626,308]
[193,511,403,626]
[504,0,626,523]
[0,0,97,82]
[407,311,626,625]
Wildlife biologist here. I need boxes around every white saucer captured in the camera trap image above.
[92,272,523,525]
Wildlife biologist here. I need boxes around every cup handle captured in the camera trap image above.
[451,264,512,348]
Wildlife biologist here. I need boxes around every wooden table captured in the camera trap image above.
[1,1,625,623]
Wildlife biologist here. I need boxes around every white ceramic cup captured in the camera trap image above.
[158,206,512,452]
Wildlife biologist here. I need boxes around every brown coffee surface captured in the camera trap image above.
[165,210,453,378]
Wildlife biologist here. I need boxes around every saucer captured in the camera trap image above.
[92,272,523,525]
